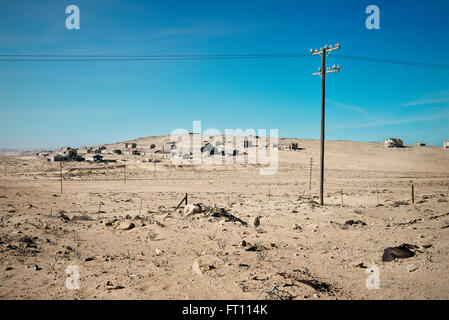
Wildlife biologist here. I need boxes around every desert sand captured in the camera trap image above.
[1,137,448,300]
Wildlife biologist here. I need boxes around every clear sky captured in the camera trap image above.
[0,0,448,149]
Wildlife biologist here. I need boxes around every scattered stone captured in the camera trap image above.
[344,220,366,227]
[250,216,260,228]
[118,221,135,230]
[155,248,162,256]
[84,257,95,262]
[5,266,13,271]
[291,223,302,231]
[104,218,118,226]
[192,258,217,276]
[406,264,418,272]
[58,211,70,222]
[382,243,418,262]
[31,264,41,271]
[192,260,203,276]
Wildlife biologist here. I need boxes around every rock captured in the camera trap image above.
[118,221,135,230]
[382,243,418,262]
[406,264,418,272]
[104,218,118,226]
[155,248,162,256]
[5,266,13,271]
[192,260,203,276]
[344,220,366,227]
[184,204,202,216]
[31,264,41,271]
[192,257,217,276]
[250,216,260,228]
[84,257,95,262]
[291,223,302,231]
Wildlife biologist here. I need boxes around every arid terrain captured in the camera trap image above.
[1,137,448,300]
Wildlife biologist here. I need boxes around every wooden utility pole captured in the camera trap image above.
[59,161,63,195]
[411,185,415,204]
[309,158,313,191]
[376,184,380,206]
[311,43,341,205]
[122,160,126,185]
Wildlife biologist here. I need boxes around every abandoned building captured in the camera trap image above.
[47,154,67,162]
[444,141,449,149]
[148,150,171,159]
[124,149,140,156]
[85,155,103,162]
[201,143,219,155]
[37,151,50,157]
[280,143,299,151]
[124,143,137,149]
[415,142,426,147]
[384,138,404,148]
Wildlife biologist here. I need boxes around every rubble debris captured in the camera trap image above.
[382,243,419,262]
[184,204,202,216]
[344,220,367,227]
[201,205,247,225]
[58,211,70,222]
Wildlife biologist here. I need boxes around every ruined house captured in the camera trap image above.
[444,141,449,149]
[124,143,137,149]
[384,138,404,148]
[47,154,67,162]
[201,143,219,155]
[85,155,103,162]
[280,143,299,151]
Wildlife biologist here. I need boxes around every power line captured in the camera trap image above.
[0,53,447,69]
[0,53,310,62]
[332,54,449,70]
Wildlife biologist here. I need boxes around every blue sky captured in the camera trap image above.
[0,0,448,149]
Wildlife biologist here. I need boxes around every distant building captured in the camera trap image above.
[280,143,299,151]
[444,141,449,149]
[384,138,403,148]
[149,150,171,159]
[124,149,140,155]
[85,155,103,162]
[47,154,66,162]
[162,144,176,152]
[124,143,137,149]
[201,143,219,155]
[415,142,426,147]
[38,151,50,157]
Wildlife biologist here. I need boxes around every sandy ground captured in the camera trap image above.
[0,139,448,300]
